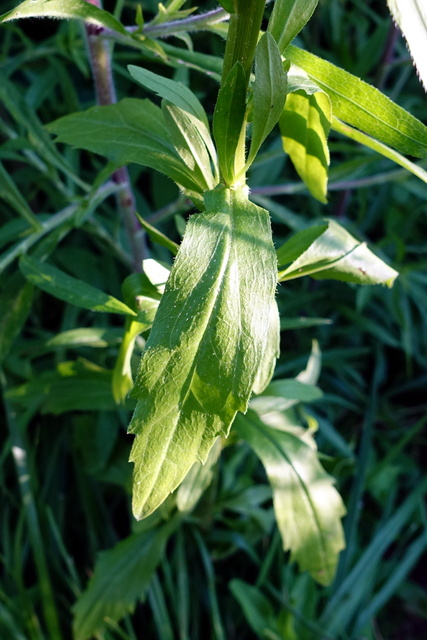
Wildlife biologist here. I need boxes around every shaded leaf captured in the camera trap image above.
[230,580,282,639]
[0,273,33,364]
[235,409,346,585]
[47,98,205,205]
[0,162,42,231]
[73,518,179,640]
[247,32,287,168]
[268,0,320,53]
[128,186,278,519]
[213,63,247,184]
[176,437,222,512]
[285,45,427,157]
[20,255,136,316]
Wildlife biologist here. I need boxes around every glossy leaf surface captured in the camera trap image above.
[277,220,398,287]
[285,45,427,157]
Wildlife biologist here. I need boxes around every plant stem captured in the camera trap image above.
[85,0,144,272]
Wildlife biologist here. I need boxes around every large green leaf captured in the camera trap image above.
[277,219,398,287]
[234,409,346,585]
[128,186,278,519]
[0,0,127,33]
[280,90,331,203]
[73,518,179,640]
[285,45,427,157]
[268,0,319,53]
[47,98,206,204]
[20,255,136,316]
[386,0,427,91]
[246,32,288,168]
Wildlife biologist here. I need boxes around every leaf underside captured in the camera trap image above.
[128,186,278,519]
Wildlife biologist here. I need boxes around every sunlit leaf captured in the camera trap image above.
[0,0,127,33]
[285,45,427,157]
[128,186,278,519]
[277,220,399,287]
[386,0,427,91]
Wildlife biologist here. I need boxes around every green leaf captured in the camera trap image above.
[73,518,179,640]
[0,0,127,33]
[112,276,160,404]
[213,63,247,184]
[6,360,120,414]
[0,162,42,231]
[285,45,427,157]
[246,32,288,168]
[128,65,218,176]
[277,219,399,287]
[162,101,215,192]
[331,116,427,185]
[280,89,331,203]
[0,273,33,364]
[230,580,282,639]
[176,437,222,513]
[128,186,278,519]
[234,409,346,585]
[135,213,179,255]
[252,299,280,395]
[276,222,328,266]
[386,0,427,91]
[268,0,319,53]
[263,378,323,403]
[19,255,136,316]
[47,98,206,205]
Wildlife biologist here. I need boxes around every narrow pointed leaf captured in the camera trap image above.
[277,220,398,287]
[0,0,127,33]
[285,45,427,157]
[213,63,247,184]
[268,0,319,53]
[235,409,346,585]
[247,32,288,168]
[20,255,136,316]
[128,186,278,519]
[252,299,280,395]
[280,89,331,203]
[386,0,427,91]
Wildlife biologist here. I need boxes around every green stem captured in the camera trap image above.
[221,0,266,87]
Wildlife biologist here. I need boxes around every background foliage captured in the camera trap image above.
[1,1,427,639]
